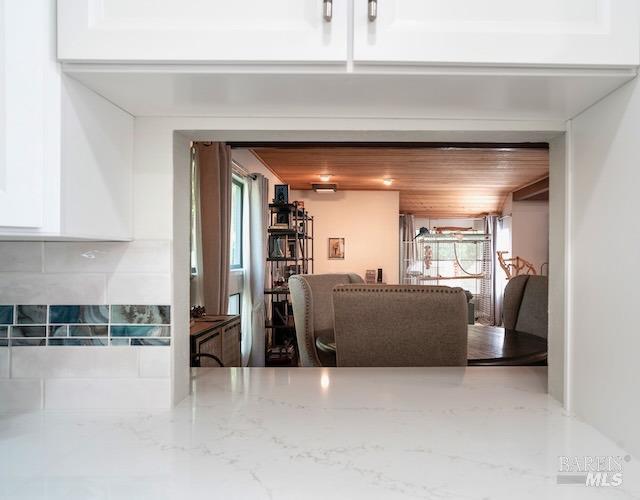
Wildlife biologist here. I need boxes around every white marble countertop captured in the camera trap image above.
[1,367,639,499]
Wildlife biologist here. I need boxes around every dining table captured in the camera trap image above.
[315,324,547,366]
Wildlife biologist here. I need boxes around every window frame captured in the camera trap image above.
[230,176,244,270]
[228,293,241,316]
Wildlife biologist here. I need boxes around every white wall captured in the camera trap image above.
[569,76,640,456]
[503,193,549,275]
[414,217,485,233]
[61,76,133,239]
[171,132,191,405]
[290,190,399,284]
[232,148,283,186]
[548,134,567,405]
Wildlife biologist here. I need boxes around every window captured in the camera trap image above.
[228,293,241,315]
[230,177,244,269]
[190,147,199,277]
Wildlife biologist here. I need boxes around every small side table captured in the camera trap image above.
[190,315,241,367]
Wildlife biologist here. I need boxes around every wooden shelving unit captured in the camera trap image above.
[265,202,314,366]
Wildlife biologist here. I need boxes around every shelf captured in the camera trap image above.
[266,343,297,367]
[268,228,308,236]
[265,318,295,330]
[269,203,302,210]
[267,257,313,262]
[264,288,290,295]
[268,203,310,218]
[266,202,312,358]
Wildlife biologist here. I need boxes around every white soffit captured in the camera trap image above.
[63,64,636,121]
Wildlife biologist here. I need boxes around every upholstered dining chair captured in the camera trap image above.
[332,284,468,367]
[503,275,548,338]
[289,273,364,367]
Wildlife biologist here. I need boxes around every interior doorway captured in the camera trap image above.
[172,130,567,407]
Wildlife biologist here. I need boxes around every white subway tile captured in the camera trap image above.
[0,349,9,378]
[0,379,42,410]
[0,273,106,304]
[107,273,171,304]
[44,378,171,409]
[11,347,138,379]
[44,240,170,274]
[0,242,43,272]
[132,134,173,239]
[138,347,171,378]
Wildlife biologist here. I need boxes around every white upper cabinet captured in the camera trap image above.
[57,0,348,63]
[1,0,133,240]
[353,0,639,66]
[0,0,50,228]
[59,0,638,68]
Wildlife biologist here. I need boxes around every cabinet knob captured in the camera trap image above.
[323,0,333,21]
[368,0,377,21]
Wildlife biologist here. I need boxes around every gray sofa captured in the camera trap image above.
[289,273,364,367]
[503,275,548,338]
[332,284,468,367]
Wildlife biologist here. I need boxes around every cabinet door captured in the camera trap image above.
[58,0,347,63]
[0,0,47,228]
[222,322,241,367]
[354,0,638,66]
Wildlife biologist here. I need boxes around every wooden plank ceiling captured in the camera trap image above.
[251,146,549,218]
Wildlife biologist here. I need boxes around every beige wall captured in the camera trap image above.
[290,190,400,284]
[503,193,549,275]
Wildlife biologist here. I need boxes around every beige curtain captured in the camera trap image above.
[194,142,232,315]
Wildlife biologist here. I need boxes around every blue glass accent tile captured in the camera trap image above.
[110,325,170,338]
[69,325,107,337]
[48,338,108,346]
[49,305,109,324]
[11,338,46,346]
[10,326,47,337]
[131,338,171,346]
[0,339,7,347]
[17,305,47,324]
[111,305,170,325]
[0,306,13,324]
[110,338,130,346]
[0,326,7,338]
[48,325,68,337]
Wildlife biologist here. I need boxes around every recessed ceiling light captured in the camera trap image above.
[319,174,332,182]
[383,178,394,186]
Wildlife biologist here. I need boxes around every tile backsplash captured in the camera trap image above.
[17,305,47,324]
[0,305,13,324]
[0,305,171,347]
[50,305,109,324]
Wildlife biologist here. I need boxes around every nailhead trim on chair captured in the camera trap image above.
[294,276,322,367]
[334,287,461,294]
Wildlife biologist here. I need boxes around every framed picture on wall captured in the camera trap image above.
[274,184,289,205]
[328,237,345,260]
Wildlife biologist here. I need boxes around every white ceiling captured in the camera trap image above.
[64,65,635,121]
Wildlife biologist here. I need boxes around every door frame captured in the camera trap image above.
[170,124,569,408]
